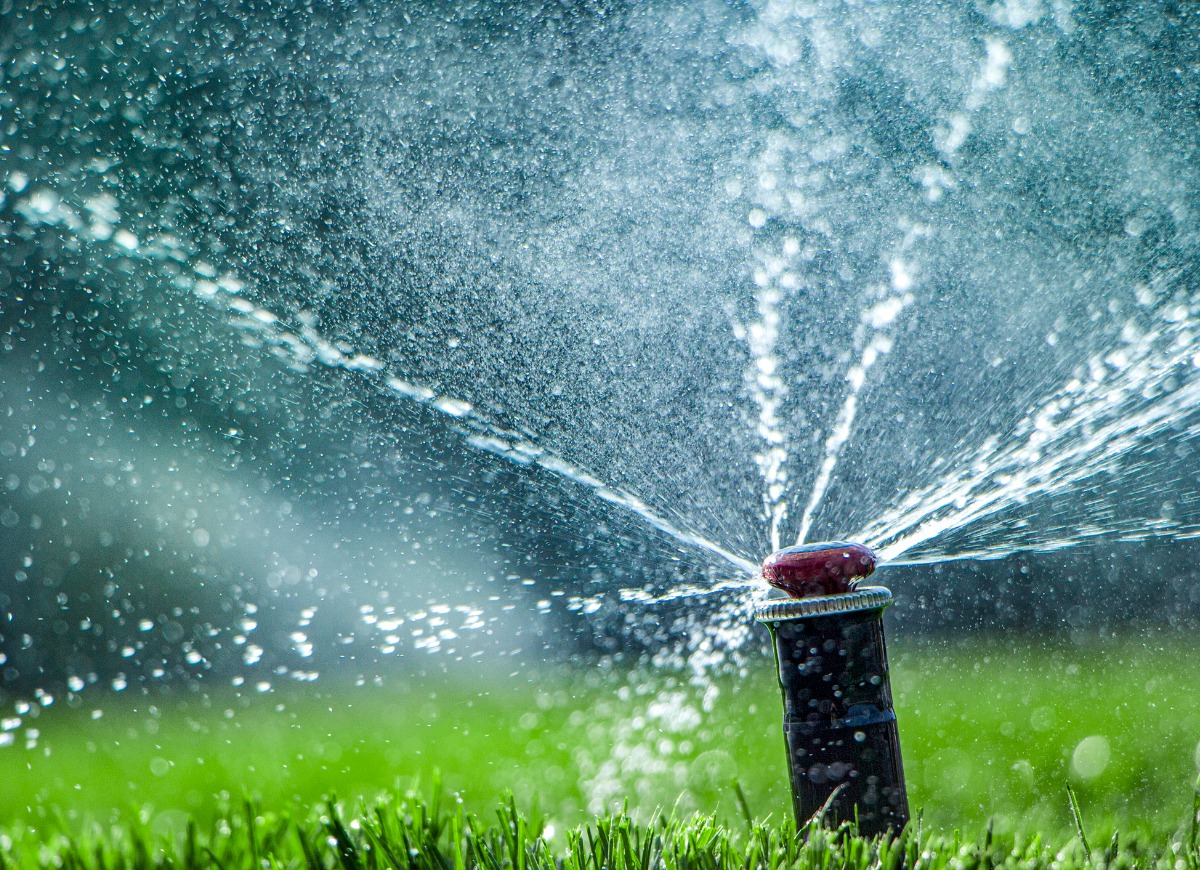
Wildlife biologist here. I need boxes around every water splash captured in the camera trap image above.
[922,36,1013,201]
[10,179,757,579]
[195,275,759,579]
[796,275,913,545]
[794,27,1013,545]
[618,575,758,607]
[859,304,1200,563]
[224,316,763,578]
[464,435,756,576]
[10,0,1200,702]
[739,238,797,552]
[885,518,1200,567]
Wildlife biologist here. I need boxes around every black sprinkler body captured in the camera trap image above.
[756,543,909,837]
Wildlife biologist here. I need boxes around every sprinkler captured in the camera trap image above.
[756,542,909,837]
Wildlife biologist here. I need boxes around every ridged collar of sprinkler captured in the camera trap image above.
[754,586,892,621]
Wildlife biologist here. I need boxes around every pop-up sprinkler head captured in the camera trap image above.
[762,541,878,598]
[755,542,909,838]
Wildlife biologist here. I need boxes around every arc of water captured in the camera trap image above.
[795,332,889,545]
[921,36,1012,202]
[795,271,914,545]
[214,286,760,579]
[797,33,1012,546]
[860,314,1200,563]
[22,184,759,579]
[857,35,1200,564]
[618,575,758,606]
[464,434,757,576]
[741,15,976,553]
[884,515,1200,567]
[741,247,793,552]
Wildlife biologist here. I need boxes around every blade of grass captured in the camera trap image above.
[1188,776,1200,870]
[1067,783,1092,864]
[733,782,754,832]
[325,800,362,870]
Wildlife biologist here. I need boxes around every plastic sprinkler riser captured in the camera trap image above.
[755,542,909,837]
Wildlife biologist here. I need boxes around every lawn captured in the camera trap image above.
[3,631,1200,861]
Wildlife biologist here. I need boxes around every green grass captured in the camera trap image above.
[0,788,1194,869]
[3,632,1200,864]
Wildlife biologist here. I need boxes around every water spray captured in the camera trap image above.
[755,542,909,837]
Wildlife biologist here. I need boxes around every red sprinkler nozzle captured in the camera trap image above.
[761,542,877,599]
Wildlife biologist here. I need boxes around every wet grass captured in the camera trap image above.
[3,632,1200,863]
[0,788,1197,870]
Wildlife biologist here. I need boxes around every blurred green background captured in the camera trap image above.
[7,634,1200,842]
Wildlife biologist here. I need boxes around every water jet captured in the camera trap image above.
[756,542,908,837]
